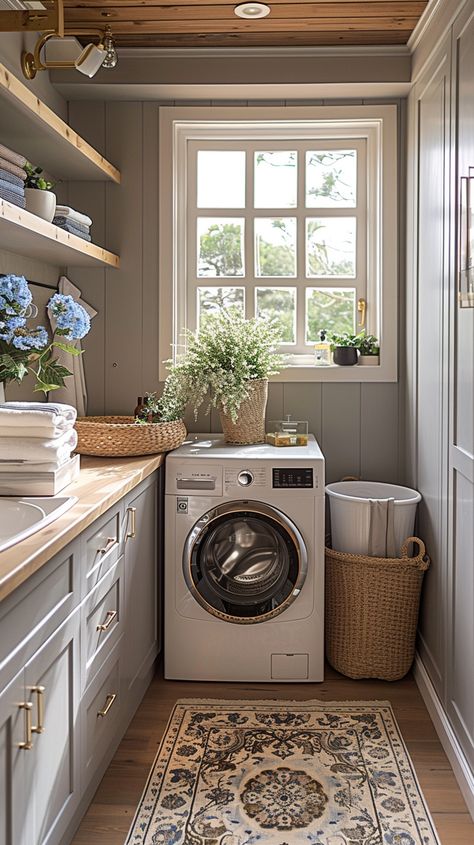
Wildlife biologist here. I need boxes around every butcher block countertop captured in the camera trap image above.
[0,454,165,604]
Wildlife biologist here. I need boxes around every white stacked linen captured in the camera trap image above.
[0,427,78,463]
[0,402,79,493]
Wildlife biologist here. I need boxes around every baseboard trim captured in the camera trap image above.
[413,652,474,821]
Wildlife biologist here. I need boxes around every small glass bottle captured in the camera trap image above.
[134,396,147,419]
[314,330,331,366]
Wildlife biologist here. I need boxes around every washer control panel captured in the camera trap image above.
[272,467,314,488]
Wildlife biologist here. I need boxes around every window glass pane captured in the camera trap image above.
[197,218,245,277]
[306,217,356,277]
[254,151,297,208]
[197,287,245,329]
[255,287,296,344]
[197,151,246,208]
[306,150,357,207]
[305,287,356,343]
[255,218,296,277]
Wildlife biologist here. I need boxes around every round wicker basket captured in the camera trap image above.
[325,537,430,681]
[75,416,187,457]
[219,378,268,445]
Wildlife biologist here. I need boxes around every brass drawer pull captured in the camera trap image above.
[97,693,117,718]
[29,685,45,734]
[98,537,116,555]
[126,507,136,540]
[18,701,33,750]
[96,609,117,632]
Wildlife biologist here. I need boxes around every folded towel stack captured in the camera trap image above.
[0,143,26,209]
[0,402,78,473]
[53,206,93,242]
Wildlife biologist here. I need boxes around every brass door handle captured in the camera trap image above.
[98,537,116,555]
[126,507,136,540]
[97,693,117,718]
[96,609,117,632]
[18,702,33,750]
[29,685,45,734]
[357,298,366,327]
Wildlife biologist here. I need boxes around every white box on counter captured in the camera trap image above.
[0,454,80,496]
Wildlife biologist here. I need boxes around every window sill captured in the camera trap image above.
[272,359,396,382]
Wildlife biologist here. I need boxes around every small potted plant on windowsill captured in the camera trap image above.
[328,331,359,366]
[23,162,56,223]
[356,333,380,366]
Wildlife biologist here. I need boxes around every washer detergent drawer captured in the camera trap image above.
[166,464,223,496]
[271,653,309,680]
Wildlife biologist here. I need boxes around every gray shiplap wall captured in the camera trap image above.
[67,98,406,484]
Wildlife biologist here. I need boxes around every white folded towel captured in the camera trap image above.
[54,206,93,228]
[0,402,77,437]
[0,459,69,473]
[0,428,77,463]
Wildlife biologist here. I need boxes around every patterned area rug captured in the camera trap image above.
[125,699,440,845]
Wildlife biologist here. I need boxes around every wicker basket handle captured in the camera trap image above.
[400,536,430,570]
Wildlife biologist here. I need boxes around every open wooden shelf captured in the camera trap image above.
[0,199,120,268]
[0,62,120,183]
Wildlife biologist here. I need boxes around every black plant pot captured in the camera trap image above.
[333,346,358,366]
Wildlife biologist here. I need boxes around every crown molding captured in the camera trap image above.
[115,45,411,60]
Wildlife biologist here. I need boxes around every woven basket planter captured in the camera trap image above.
[219,378,268,445]
[325,537,430,681]
[75,416,187,457]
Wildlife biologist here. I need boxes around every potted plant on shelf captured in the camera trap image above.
[355,333,380,366]
[328,331,359,366]
[161,309,284,444]
[0,274,90,401]
[23,162,56,222]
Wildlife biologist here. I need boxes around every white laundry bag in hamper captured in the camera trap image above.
[326,481,422,558]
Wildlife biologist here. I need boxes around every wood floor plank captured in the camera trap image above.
[71,663,474,845]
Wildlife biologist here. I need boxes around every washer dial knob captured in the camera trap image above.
[238,470,254,486]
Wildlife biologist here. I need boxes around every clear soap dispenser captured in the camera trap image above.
[266,415,309,447]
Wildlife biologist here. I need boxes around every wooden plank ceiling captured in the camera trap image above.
[63,0,428,48]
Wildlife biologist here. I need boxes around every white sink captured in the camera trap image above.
[0,496,77,553]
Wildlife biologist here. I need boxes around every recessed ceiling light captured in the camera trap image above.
[234,2,271,19]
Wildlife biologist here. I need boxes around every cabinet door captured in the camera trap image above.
[22,610,81,845]
[413,37,451,698]
[448,4,474,774]
[0,669,31,845]
[123,476,158,691]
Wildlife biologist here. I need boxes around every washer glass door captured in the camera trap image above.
[184,501,307,623]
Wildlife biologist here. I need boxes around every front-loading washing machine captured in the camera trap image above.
[164,434,325,682]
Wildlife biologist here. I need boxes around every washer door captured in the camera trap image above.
[183,501,308,624]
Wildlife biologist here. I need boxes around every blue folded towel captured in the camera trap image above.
[0,168,24,190]
[53,215,89,235]
[0,178,24,197]
[0,188,26,208]
[54,220,91,241]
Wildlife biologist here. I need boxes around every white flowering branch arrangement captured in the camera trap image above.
[156,309,284,423]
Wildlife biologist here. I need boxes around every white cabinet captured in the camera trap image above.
[447,2,474,775]
[0,467,161,845]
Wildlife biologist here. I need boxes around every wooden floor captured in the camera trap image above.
[71,662,474,845]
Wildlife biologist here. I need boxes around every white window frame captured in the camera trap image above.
[159,105,398,382]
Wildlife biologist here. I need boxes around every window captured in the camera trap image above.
[159,106,398,382]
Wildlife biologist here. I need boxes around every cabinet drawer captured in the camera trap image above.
[82,556,123,691]
[82,506,122,596]
[82,643,122,784]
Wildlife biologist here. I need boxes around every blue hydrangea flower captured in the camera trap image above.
[48,293,91,340]
[0,275,32,315]
[0,315,27,341]
[11,325,49,350]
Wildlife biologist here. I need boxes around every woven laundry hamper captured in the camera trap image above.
[325,537,430,681]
